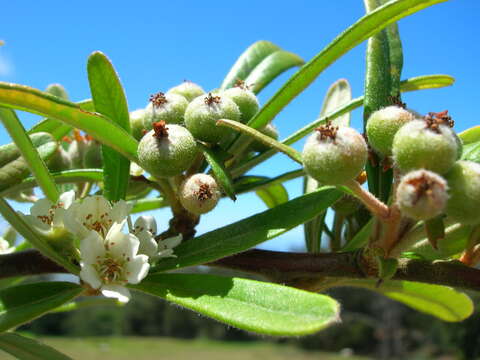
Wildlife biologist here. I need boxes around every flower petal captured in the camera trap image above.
[80,230,106,264]
[136,230,158,257]
[125,255,150,284]
[110,200,131,224]
[64,203,90,238]
[59,190,76,209]
[106,223,139,259]
[29,198,53,217]
[134,216,157,235]
[101,284,131,303]
[161,234,182,250]
[80,264,102,289]
[22,214,50,232]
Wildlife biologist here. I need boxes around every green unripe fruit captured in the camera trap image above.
[396,169,448,220]
[137,122,198,178]
[167,81,205,102]
[250,123,279,152]
[83,140,102,168]
[144,92,189,127]
[445,161,480,224]
[302,123,368,185]
[222,86,259,123]
[48,147,72,172]
[392,119,458,174]
[130,109,147,140]
[184,93,241,143]
[179,173,221,215]
[366,106,415,156]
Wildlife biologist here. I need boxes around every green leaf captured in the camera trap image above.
[346,279,473,322]
[0,82,138,162]
[341,218,374,251]
[245,51,304,94]
[377,257,398,280]
[0,333,73,360]
[87,51,131,201]
[424,215,445,249]
[0,199,79,274]
[255,183,289,208]
[152,187,341,272]
[0,132,53,168]
[28,99,94,141]
[129,197,168,214]
[319,78,352,126]
[461,140,480,163]
[0,134,58,194]
[234,169,304,195]
[0,282,82,332]
[0,169,103,197]
[217,119,302,164]
[199,144,236,201]
[399,74,455,92]
[0,108,59,201]
[221,41,281,90]
[246,0,448,131]
[51,298,122,313]
[131,273,340,336]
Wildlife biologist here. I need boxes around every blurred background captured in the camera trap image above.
[1,0,479,359]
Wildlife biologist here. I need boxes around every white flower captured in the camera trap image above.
[132,216,182,261]
[65,196,131,239]
[22,190,75,234]
[130,162,144,177]
[0,238,14,254]
[79,220,149,303]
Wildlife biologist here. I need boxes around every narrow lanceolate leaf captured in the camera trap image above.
[0,333,73,360]
[341,218,374,251]
[217,119,302,164]
[399,74,455,92]
[131,273,340,336]
[221,41,281,90]
[152,187,341,272]
[245,51,304,94]
[346,279,473,322]
[234,169,304,195]
[0,108,59,201]
[0,282,82,332]
[87,51,131,201]
[461,141,480,163]
[0,169,103,198]
[199,144,236,201]
[255,183,289,208]
[28,99,94,140]
[0,199,79,274]
[246,0,448,131]
[0,82,138,162]
[129,197,168,214]
[0,132,53,168]
[425,215,445,249]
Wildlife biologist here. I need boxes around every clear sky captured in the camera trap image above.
[1,1,478,251]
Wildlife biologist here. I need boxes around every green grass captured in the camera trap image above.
[0,336,371,360]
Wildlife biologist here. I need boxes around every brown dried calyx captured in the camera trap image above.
[204,92,221,106]
[149,92,168,107]
[152,121,169,138]
[406,173,444,205]
[196,183,213,201]
[315,121,338,140]
[234,79,250,90]
[423,110,454,133]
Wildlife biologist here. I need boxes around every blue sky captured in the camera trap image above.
[1,1,478,250]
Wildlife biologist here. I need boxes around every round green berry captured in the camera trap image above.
[184,93,241,143]
[445,161,480,224]
[144,92,188,127]
[137,122,198,178]
[366,106,415,156]
[222,87,259,123]
[251,124,279,152]
[130,109,147,140]
[167,81,205,102]
[302,123,367,185]
[179,174,221,215]
[396,169,448,220]
[392,119,458,174]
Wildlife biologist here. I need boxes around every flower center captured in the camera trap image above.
[97,256,127,284]
[82,212,113,238]
[37,202,64,225]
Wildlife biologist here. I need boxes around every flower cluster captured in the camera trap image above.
[22,191,181,302]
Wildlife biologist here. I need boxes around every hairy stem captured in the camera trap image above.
[343,180,390,220]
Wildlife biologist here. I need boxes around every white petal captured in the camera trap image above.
[80,196,112,223]
[80,231,106,264]
[125,255,150,284]
[63,203,90,238]
[161,234,182,250]
[110,200,131,223]
[101,285,131,303]
[22,214,50,231]
[134,216,157,235]
[0,238,13,254]
[155,249,176,260]
[80,264,102,289]
[52,207,67,228]
[130,162,144,176]
[136,230,158,257]
[59,190,76,209]
[106,223,139,259]
[30,198,53,217]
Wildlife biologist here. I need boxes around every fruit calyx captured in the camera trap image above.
[423,110,454,133]
[149,92,168,107]
[315,121,338,141]
[152,121,169,138]
[204,93,221,106]
[196,183,213,201]
[405,172,446,205]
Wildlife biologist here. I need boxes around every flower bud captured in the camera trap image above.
[445,161,480,224]
[366,105,415,157]
[130,109,147,140]
[144,92,189,127]
[302,123,367,185]
[392,118,458,174]
[396,169,448,220]
[184,93,241,143]
[137,122,198,178]
[222,86,259,123]
[250,123,279,153]
[167,81,205,102]
[179,174,221,214]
